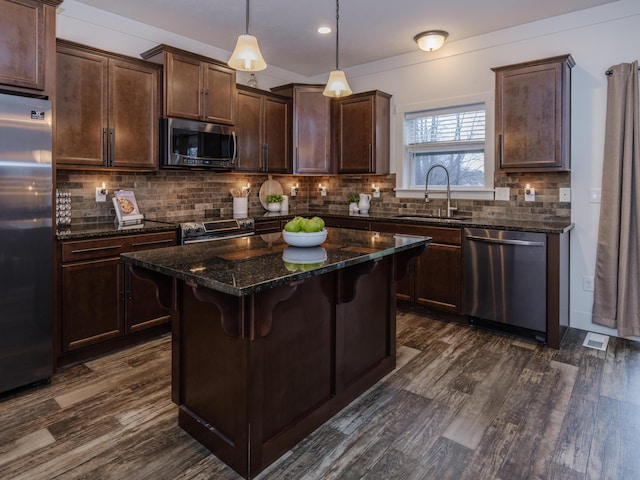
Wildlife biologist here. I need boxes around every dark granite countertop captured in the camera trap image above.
[255,210,574,235]
[57,208,573,242]
[56,219,178,241]
[121,228,431,297]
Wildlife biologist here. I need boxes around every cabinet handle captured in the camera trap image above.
[103,128,109,167]
[369,143,373,166]
[264,144,269,171]
[70,245,122,254]
[200,90,206,121]
[131,240,174,247]
[109,128,115,166]
[497,134,503,167]
[202,89,209,121]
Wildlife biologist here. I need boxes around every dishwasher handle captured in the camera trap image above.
[465,235,545,247]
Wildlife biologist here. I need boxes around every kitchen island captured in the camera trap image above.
[121,228,430,479]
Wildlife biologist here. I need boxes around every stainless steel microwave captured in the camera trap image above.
[161,118,237,170]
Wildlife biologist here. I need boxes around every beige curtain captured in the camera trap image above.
[593,61,640,337]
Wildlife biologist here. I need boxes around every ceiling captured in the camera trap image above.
[73,0,617,77]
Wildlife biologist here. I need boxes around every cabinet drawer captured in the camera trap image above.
[374,222,461,245]
[324,218,371,230]
[127,232,177,251]
[62,238,126,262]
[62,231,177,262]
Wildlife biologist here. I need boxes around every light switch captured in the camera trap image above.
[590,188,601,203]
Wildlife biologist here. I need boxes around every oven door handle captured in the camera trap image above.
[183,232,254,244]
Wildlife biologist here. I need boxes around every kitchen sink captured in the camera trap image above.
[391,215,472,223]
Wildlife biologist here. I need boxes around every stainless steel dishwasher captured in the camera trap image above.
[464,228,547,341]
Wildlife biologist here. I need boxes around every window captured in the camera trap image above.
[395,93,494,199]
[406,103,485,187]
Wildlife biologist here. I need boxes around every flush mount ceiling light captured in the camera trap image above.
[414,30,449,52]
[228,0,267,71]
[323,0,352,98]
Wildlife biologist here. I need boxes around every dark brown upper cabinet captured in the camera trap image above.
[56,41,160,170]
[271,84,331,174]
[493,54,574,172]
[333,90,391,174]
[236,85,291,173]
[141,44,236,125]
[0,0,61,97]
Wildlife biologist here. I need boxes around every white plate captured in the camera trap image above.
[282,229,327,247]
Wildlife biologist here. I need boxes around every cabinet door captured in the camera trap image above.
[61,257,124,351]
[495,56,573,171]
[337,96,373,173]
[415,244,462,313]
[56,46,109,167]
[294,87,331,173]
[236,89,264,172]
[125,269,172,333]
[264,95,290,173]
[165,52,203,120]
[203,62,236,124]
[0,0,45,91]
[109,58,159,169]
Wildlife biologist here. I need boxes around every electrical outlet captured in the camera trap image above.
[559,188,571,202]
[583,275,595,292]
[524,187,535,202]
[95,186,107,202]
[494,187,510,201]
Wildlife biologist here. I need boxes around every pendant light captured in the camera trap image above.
[228,0,267,72]
[323,0,352,98]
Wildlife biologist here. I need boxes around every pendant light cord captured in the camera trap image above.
[245,0,250,34]
[335,0,340,70]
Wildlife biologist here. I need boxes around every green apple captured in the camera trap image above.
[284,262,299,271]
[284,220,301,232]
[310,216,325,229]
[303,218,322,232]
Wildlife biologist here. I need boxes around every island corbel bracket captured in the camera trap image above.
[250,282,300,339]
[191,284,245,338]
[337,259,379,304]
[128,265,174,310]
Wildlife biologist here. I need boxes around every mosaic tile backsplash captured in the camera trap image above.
[55,170,571,225]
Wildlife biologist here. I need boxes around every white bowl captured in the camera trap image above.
[282,228,327,247]
[282,246,327,264]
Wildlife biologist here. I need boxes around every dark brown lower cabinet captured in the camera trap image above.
[375,222,463,313]
[58,231,176,362]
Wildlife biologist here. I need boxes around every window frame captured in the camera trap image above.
[394,92,495,200]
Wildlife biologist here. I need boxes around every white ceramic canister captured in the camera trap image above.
[233,197,248,218]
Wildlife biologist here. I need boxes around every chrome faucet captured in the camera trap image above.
[425,164,457,218]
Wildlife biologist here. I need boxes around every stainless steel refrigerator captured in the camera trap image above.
[0,92,53,394]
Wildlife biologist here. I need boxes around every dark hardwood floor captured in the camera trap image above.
[1,307,639,479]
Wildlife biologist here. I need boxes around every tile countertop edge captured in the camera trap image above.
[122,232,431,297]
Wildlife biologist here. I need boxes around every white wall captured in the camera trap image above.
[56,0,640,338]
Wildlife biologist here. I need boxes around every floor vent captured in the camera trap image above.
[582,332,609,351]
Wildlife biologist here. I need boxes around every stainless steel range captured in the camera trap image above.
[179,218,255,244]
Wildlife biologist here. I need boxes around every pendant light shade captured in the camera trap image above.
[323,0,352,98]
[228,0,267,72]
[323,69,352,98]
